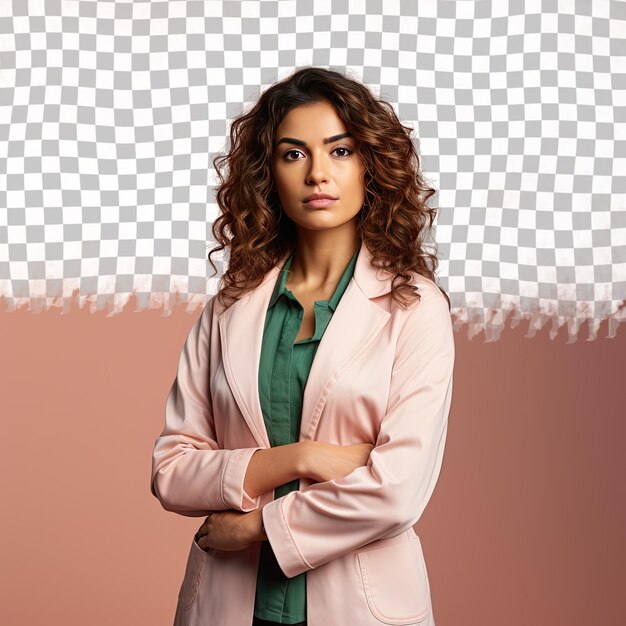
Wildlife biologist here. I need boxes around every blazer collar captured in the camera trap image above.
[217,240,393,447]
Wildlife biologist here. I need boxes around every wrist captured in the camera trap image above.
[244,508,267,543]
[297,440,312,478]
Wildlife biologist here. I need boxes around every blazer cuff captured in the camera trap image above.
[262,496,313,578]
[221,447,264,511]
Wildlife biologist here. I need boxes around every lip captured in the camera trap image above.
[303,198,338,208]
[303,193,338,202]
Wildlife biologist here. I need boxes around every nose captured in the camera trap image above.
[305,151,330,185]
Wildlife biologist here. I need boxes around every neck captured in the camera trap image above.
[289,228,361,291]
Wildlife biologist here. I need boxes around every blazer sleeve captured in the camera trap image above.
[261,290,455,578]
[150,296,264,516]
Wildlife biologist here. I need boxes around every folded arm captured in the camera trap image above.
[261,292,455,578]
[150,297,264,516]
[150,297,310,516]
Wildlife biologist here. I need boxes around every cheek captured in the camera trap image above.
[275,174,302,200]
[346,168,366,195]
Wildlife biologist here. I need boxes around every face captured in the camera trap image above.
[270,101,366,234]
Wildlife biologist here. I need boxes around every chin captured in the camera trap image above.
[300,217,360,232]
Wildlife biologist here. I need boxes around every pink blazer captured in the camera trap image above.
[151,240,455,626]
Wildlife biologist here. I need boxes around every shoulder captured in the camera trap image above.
[392,273,450,318]
[390,274,454,352]
[193,294,219,336]
[413,274,448,304]
[203,293,219,317]
[393,276,455,366]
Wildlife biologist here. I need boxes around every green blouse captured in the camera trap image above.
[253,245,360,624]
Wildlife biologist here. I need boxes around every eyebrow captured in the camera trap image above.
[274,132,353,148]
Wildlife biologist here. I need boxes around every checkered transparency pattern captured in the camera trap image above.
[0,0,624,342]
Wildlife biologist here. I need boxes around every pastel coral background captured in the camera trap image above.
[1,303,624,625]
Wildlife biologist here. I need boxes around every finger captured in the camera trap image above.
[198,535,210,552]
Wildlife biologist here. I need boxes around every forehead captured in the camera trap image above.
[275,101,347,134]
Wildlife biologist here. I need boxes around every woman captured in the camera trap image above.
[151,67,455,626]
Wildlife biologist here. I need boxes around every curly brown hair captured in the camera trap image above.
[209,66,450,310]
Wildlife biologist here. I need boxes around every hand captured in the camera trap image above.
[303,441,375,483]
[195,510,256,552]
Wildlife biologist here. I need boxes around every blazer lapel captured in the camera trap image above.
[217,259,286,449]
[218,240,393,448]
[300,242,393,439]
[298,274,390,440]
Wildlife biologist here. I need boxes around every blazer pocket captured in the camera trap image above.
[357,534,431,624]
[179,535,208,613]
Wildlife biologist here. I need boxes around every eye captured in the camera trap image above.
[283,146,354,161]
[333,146,353,158]
[284,149,303,161]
